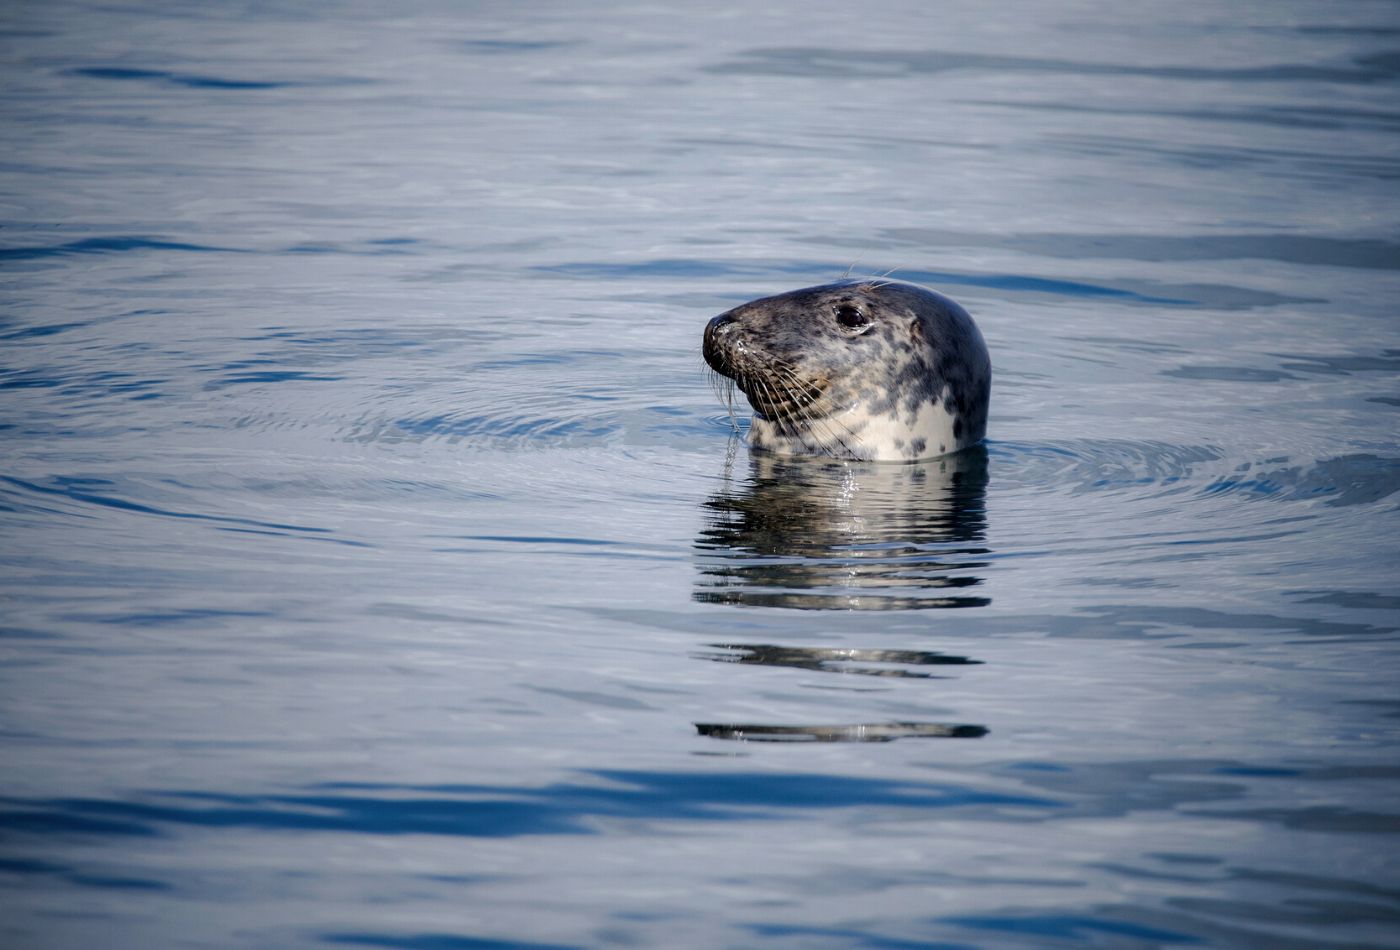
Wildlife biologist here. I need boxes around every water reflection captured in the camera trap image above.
[694,643,981,678]
[694,722,988,742]
[693,445,991,610]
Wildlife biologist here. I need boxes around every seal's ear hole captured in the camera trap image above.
[909,320,924,342]
[835,303,870,330]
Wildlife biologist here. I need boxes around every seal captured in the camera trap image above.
[702,279,990,461]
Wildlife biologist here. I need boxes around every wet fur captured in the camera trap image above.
[702,280,990,461]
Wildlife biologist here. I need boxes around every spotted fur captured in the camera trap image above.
[702,280,990,461]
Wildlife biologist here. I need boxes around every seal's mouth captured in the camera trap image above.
[704,313,829,431]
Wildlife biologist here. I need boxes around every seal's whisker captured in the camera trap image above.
[707,366,740,432]
[766,366,816,435]
[765,372,811,444]
[859,266,910,291]
[712,339,865,459]
[732,351,811,435]
[789,386,862,459]
[765,363,860,458]
[755,371,792,434]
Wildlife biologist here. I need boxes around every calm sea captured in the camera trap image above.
[3,1,1398,947]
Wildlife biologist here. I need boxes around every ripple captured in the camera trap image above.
[988,441,1400,516]
[941,913,1197,944]
[331,339,630,450]
[883,230,1400,271]
[0,474,363,544]
[1162,366,1298,382]
[0,771,1056,840]
[1046,131,1399,183]
[694,722,988,742]
[361,409,620,448]
[966,99,1400,134]
[694,644,981,678]
[1201,453,1400,507]
[709,46,1399,85]
[538,258,1193,305]
[208,369,344,388]
[457,39,576,54]
[0,235,238,261]
[325,933,573,950]
[1276,350,1400,375]
[989,440,1223,499]
[67,66,302,90]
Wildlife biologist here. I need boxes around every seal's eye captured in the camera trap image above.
[835,303,870,331]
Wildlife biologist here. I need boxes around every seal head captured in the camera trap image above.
[703,280,990,461]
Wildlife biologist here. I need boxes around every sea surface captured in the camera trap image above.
[2,2,1399,947]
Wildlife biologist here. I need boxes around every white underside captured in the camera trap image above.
[748,394,962,462]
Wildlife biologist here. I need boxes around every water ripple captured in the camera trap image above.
[694,644,982,678]
[0,771,1060,841]
[66,66,321,90]
[710,46,1400,85]
[325,934,575,950]
[0,236,238,260]
[695,722,988,742]
[537,259,1193,305]
[882,230,1400,271]
[1201,454,1400,507]
[0,474,358,541]
[989,440,1223,499]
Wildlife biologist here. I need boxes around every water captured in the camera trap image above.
[3,1,1398,947]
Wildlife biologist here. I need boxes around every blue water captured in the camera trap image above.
[3,1,1399,947]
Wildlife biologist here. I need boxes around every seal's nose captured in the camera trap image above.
[707,313,738,335]
[703,312,740,375]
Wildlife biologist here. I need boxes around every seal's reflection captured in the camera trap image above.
[694,445,991,611]
[694,644,981,678]
[690,446,992,742]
